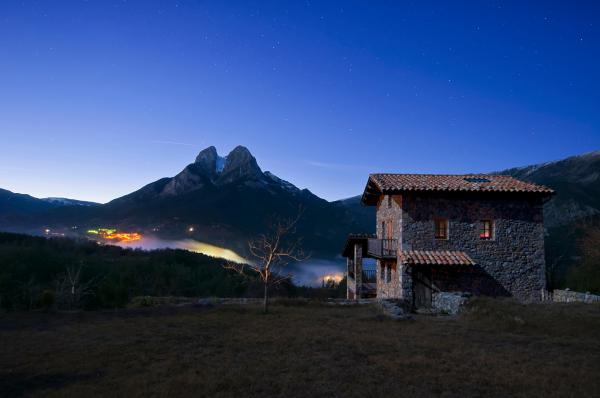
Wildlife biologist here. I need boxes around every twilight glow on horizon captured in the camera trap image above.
[0,1,599,203]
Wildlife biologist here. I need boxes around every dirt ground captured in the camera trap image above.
[1,298,599,397]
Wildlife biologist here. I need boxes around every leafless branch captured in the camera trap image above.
[222,208,310,312]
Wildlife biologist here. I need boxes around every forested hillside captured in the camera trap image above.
[0,233,249,310]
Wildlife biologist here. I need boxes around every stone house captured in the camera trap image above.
[343,174,554,308]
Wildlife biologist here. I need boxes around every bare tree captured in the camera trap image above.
[55,265,99,310]
[225,212,309,313]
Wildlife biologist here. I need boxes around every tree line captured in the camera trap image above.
[0,232,345,311]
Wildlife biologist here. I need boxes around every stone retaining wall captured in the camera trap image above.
[551,289,600,304]
[432,292,470,315]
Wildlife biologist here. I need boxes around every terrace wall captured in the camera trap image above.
[551,289,600,303]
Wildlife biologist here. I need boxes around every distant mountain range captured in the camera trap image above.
[0,146,373,256]
[1,147,598,263]
[41,197,100,207]
[499,150,600,227]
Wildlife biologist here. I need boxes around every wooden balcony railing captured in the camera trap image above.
[362,269,377,283]
[367,238,397,259]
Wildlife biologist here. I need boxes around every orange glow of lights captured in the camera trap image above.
[103,232,142,243]
[92,228,142,243]
[322,273,344,284]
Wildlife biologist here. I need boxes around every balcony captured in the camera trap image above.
[347,270,377,298]
[367,238,397,259]
[347,269,377,283]
[362,269,377,283]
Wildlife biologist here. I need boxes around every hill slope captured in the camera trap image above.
[500,150,600,227]
[0,188,58,225]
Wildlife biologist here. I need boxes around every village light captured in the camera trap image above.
[86,228,141,243]
[44,228,50,234]
[188,227,194,232]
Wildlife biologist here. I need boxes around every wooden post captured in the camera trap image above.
[346,257,354,299]
[354,243,363,299]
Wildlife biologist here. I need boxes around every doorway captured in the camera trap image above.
[412,267,432,309]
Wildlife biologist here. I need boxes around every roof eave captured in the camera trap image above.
[361,176,383,206]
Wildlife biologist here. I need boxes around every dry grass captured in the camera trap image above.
[1,298,599,398]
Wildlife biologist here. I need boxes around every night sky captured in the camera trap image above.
[0,1,598,203]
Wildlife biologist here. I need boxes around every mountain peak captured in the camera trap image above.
[225,146,254,166]
[194,146,227,174]
[195,146,218,164]
[217,146,263,184]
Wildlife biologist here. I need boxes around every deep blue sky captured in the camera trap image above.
[0,1,598,203]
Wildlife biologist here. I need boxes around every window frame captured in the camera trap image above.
[480,219,494,240]
[434,218,449,240]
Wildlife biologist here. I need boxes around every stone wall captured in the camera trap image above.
[400,193,547,301]
[377,260,400,298]
[375,195,407,299]
[432,292,470,315]
[551,289,600,303]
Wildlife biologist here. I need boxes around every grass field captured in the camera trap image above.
[1,298,599,397]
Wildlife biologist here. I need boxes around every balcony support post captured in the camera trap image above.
[354,243,363,299]
[346,257,354,299]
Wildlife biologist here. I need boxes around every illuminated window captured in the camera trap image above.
[480,220,494,240]
[434,218,449,240]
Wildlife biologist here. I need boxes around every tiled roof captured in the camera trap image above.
[368,174,553,194]
[341,233,376,258]
[399,250,476,266]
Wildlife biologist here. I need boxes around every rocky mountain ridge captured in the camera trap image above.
[499,150,600,227]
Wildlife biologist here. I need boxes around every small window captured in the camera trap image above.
[380,263,385,282]
[434,218,449,240]
[387,195,392,208]
[386,265,392,283]
[480,220,493,240]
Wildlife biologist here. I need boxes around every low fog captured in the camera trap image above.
[115,235,347,287]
